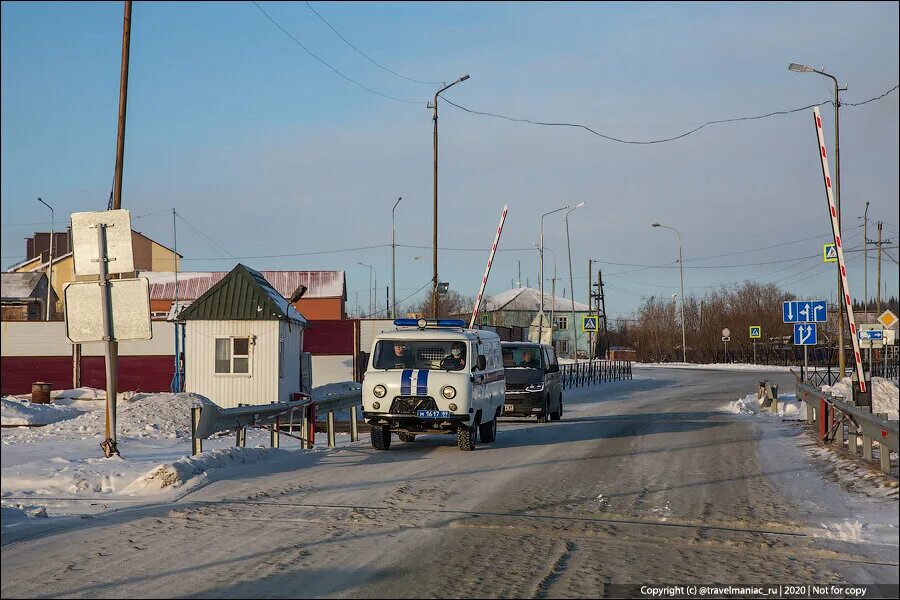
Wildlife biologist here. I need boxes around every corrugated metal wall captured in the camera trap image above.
[185,320,280,408]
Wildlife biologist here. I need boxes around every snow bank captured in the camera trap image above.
[125,447,278,492]
[635,362,797,372]
[822,377,899,419]
[1,398,83,427]
[727,392,803,420]
[1,392,216,445]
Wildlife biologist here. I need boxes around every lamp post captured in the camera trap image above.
[789,61,846,376]
[358,262,376,317]
[539,206,568,342]
[565,202,585,362]
[652,222,686,363]
[37,197,54,320]
[391,197,402,319]
[533,244,558,344]
[431,74,470,318]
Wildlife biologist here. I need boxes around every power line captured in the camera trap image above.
[179,243,392,262]
[303,1,440,86]
[252,1,424,105]
[441,84,898,145]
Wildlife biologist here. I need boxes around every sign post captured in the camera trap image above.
[721,328,731,363]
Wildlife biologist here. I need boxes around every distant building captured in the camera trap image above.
[144,270,347,321]
[8,229,180,318]
[1,272,58,321]
[482,287,591,357]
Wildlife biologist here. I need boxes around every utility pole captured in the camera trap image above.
[431,75,470,318]
[588,259,594,355]
[597,270,608,359]
[112,1,132,211]
[877,221,883,316]
[37,198,54,320]
[863,202,870,323]
[391,197,401,318]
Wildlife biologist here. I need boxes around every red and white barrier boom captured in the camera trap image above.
[813,106,866,392]
[470,205,509,329]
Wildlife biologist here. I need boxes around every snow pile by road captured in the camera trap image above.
[125,447,279,492]
[2,392,216,445]
[727,392,803,420]
[822,377,899,419]
[635,362,796,372]
[1,398,83,427]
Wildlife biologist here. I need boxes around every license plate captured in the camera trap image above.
[417,410,451,419]
[504,404,515,412]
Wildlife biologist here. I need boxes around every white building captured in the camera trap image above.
[179,264,308,408]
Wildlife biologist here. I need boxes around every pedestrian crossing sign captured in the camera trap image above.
[749,326,761,339]
[823,243,837,263]
[582,315,599,332]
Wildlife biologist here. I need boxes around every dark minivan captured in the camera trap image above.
[500,342,562,422]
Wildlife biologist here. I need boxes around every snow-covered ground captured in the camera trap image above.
[635,361,799,372]
[725,377,899,502]
[1,389,356,532]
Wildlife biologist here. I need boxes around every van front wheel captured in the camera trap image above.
[457,424,476,451]
[479,418,497,443]
[371,424,391,450]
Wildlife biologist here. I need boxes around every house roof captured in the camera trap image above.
[177,264,307,324]
[1,272,47,300]
[484,287,590,312]
[143,270,346,301]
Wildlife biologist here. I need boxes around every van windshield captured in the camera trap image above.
[373,340,468,371]
[502,345,544,370]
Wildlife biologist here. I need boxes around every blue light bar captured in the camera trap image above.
[393,318,467,328]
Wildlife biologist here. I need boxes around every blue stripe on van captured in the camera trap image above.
[416,370,429,395]
[401,369,413,395]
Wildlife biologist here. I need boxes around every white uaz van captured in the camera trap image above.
[362,319,505,451]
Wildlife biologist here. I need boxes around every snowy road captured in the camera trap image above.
[2,369,898,598]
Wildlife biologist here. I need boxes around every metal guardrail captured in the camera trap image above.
[190,383,363,455]
[560,360,633,390]
[795,379,898,476]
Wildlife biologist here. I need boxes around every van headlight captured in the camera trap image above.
[441,385,456,399]
[373,385,386,398]
[448,403,458,411]
[372,401,381,410]
[525,383,544,392]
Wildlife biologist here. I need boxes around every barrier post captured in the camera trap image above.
[327,411,336,448]
[877,413,891,475]
[236,426,246,448]
[350,405,359,442]
[271,416,280,449]
[191,406,202,456]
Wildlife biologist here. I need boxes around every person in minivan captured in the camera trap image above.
[519,348,541,369]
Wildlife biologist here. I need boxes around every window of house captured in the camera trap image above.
[215,337,251,374]
[554,316,568,330]
[557,340,568,355]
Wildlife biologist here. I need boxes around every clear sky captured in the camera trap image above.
[2,1,898,319]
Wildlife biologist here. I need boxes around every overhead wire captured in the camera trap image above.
[303,1,440,85]
[251,1,425,104]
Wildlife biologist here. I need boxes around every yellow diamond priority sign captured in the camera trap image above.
[877,309,898,329]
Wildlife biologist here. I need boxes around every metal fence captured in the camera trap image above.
[795,379,898,476]
[560,360,633,389]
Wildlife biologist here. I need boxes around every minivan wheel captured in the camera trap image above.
[479,418,497,443]
[536,398,549,423]
[371,424,391,450]
[550,396,562,421]
[398,432,417,443]
[457,424,476,451]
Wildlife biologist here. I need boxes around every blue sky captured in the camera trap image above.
[2,1,898,319]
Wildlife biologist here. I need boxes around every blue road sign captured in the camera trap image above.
[858,330,884,341]
[581,315,599,332]
[783,300,827,323]
[793,323,817,346]
[783,301,798,323]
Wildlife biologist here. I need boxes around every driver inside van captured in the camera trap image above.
[387,342,415,368]
[440,342,467,371]
[519,349,541,369]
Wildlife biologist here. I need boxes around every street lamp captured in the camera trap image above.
[358,262,376,317]
[431,74,470,318]
[391,197,402,319]
[539,205,568,341]
[533,243,558,341]
[652,222,686,363]
[565,202,585,362]
[789,61,846,376]
[37,197,54,321]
